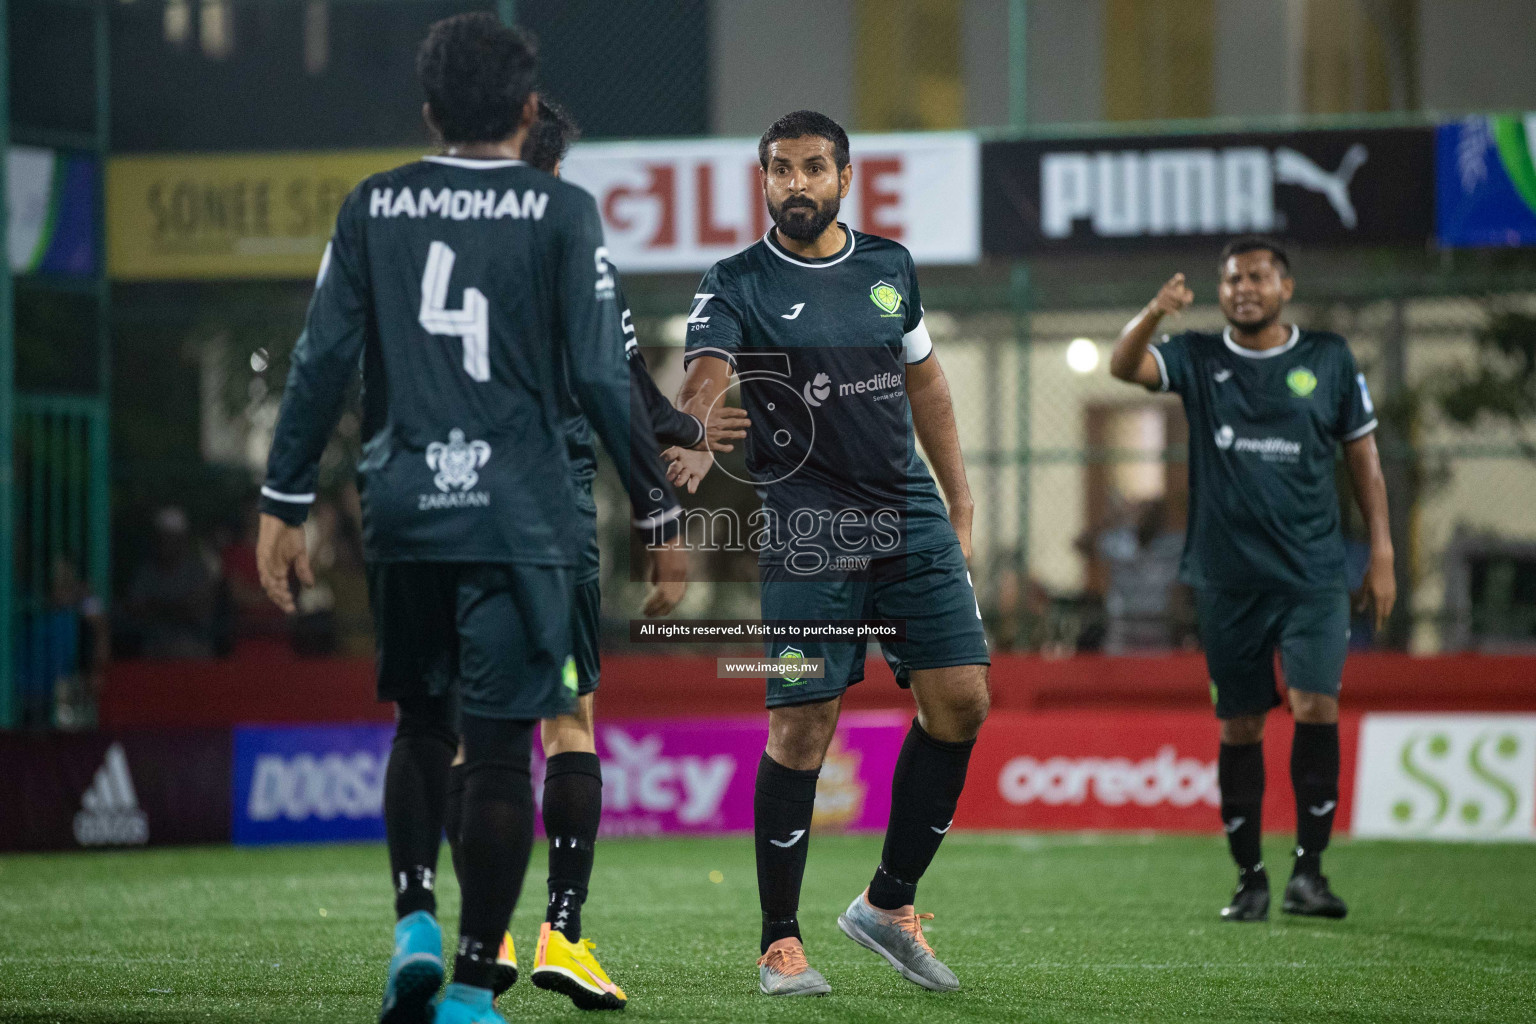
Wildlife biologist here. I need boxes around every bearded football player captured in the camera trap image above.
[1109,236,1395,922]
[672,110,990,996]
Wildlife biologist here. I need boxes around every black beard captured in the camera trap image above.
[770,194,839,242]
[1226,308,1278,333]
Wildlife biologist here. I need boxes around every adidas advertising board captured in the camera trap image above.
[0,731,230,852]
[981,127,1433,254]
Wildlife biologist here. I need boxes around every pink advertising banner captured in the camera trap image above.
[533,713,909,837]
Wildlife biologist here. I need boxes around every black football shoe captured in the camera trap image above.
[1220,866,1270,922]
[1282,873,1348,919]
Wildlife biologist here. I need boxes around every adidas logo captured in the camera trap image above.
[73,742,149,847]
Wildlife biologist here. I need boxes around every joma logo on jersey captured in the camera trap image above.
[369,187,549,221]
[869,281,903,317]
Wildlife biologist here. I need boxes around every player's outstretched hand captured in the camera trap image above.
[256,512,313,614]
[1354,549,1397,634]
[701,405,751,452]
[643,537,688,617]
[1150,273,1195,317]
[664,446,715,494]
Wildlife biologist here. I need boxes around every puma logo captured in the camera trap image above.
[769,830,806,848]
[1274,144,1368,228]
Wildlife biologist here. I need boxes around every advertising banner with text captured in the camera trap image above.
[955,711,1360,833]
[230,714,909,845]
[1351,714,1536,841]
[559,132,980,271]
[108,133,978,280]
[0,730,231,852]
[982,126,1433,255]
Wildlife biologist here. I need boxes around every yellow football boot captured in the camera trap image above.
[530,922,628,1011]
[491,930,517,996]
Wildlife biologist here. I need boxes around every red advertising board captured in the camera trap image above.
[955,711,1360,833]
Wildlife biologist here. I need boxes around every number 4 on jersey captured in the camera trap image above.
[419,240,490,382]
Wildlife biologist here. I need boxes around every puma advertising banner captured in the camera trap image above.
[981,127,1434,254]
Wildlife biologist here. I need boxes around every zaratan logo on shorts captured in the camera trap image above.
[997,746,1219,808]
[420,428,493,510]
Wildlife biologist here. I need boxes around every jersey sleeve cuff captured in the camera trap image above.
[1148,345,1170,392]
[260,485,315,526]
[688,414,706,449]
[683,346,738,369]
[1338,418,1379,442]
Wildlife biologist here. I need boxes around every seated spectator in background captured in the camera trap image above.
[1094,498,1185,654]
[124,506,217,659]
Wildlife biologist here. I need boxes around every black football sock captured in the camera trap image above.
[453,714,536,990]
[868,719,974,911]
[1291,721,1340,877]
[754,752,820,953]
[385,696,457,919]
[444,761,468,887]
[1218,741,1266,874]
[543,751,603,942]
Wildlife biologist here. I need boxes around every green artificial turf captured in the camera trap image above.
[1,834,1533,1023]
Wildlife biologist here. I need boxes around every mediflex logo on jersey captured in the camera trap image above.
[233,724,393,845]
[1215,424,1301,462]
[1352,715,1536,841]
[419,428,491,511]
[73,742,149,847]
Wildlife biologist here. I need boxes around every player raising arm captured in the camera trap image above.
[1110,237,1394,924]
[254,16,684,1024]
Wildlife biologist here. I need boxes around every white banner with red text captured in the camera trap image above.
[559,132,980,272]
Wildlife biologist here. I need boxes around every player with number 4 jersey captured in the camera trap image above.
[255,16,683,1024]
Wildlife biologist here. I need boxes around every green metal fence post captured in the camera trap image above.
[0,0,15,729]
[89,1,111,605]
[1008,0,1031,590]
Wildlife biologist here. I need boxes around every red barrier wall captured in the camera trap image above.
[101,644,1535,729]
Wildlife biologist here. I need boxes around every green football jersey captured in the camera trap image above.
[683,226,953,568]
[262,156,680,564]
[1152,325,1377,591]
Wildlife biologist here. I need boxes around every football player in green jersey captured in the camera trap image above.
[673,111,990,996]
[1110,236,1396,923]
[256,16,687,1024]
[438,97,750,1014]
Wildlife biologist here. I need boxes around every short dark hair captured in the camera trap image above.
[1219,235,1291,276]
[417,13,538,145]
[758,110,850,171]
[522,99,579,175]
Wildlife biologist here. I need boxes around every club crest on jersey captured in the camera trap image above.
[426,428,491,493]
[869,281,903,317]
[1286,367,1318,398]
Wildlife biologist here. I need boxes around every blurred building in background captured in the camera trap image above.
[7,0,1536,729]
